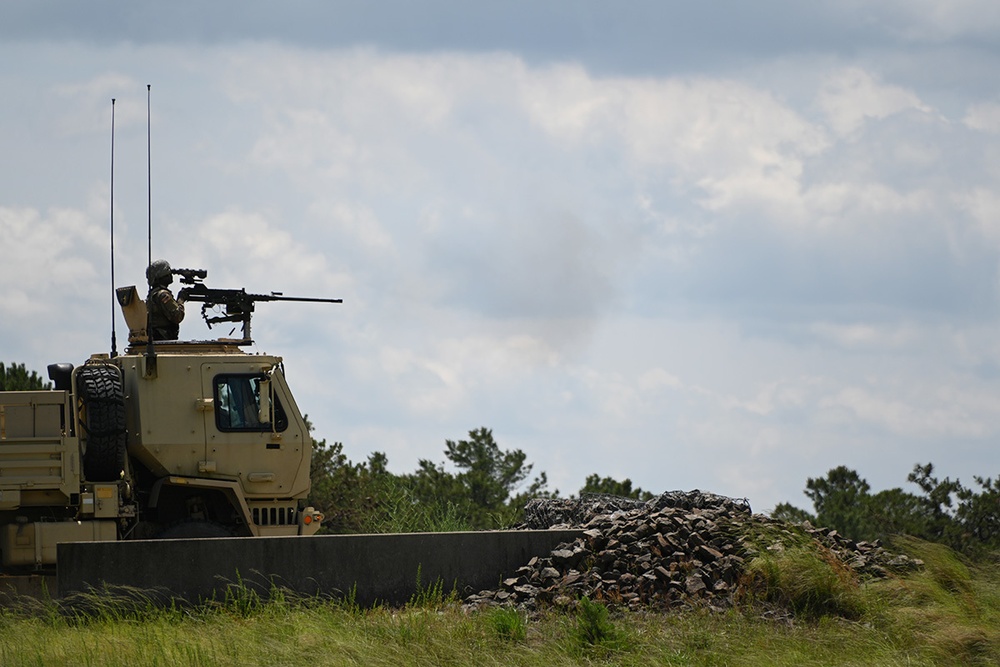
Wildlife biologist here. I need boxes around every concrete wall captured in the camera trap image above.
[58,529,582,606]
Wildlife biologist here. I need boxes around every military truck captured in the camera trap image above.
[0,271,336,570]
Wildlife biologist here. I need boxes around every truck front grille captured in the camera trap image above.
[252,505,298,526]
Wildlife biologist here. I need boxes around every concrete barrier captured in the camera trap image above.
[58,529,582,606]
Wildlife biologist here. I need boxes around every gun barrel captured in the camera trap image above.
[256,294,343,304]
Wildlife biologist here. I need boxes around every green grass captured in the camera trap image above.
[742,545,865,620]
[1,539,999,666]
[485,606,527,642]
[365,482,473,534]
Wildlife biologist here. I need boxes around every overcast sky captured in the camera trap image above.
[4,1,1000,513]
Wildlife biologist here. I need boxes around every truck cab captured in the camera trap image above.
[115,343,317,539]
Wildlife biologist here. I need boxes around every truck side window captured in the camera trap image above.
[213,374,288,432]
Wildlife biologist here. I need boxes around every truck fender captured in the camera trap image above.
[148,476,258,537]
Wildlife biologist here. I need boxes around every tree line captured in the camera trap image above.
[0,362,51,391]
[772,463,1000,557]
[307,424,653,534]
[312,424,999,559]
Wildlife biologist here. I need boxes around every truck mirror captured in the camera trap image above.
[257,377,271,426]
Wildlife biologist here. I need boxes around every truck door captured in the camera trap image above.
[200,365,296,496]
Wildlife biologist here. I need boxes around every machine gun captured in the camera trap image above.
[172,268,341,343]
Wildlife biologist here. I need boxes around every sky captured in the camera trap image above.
[3,1,1000,514]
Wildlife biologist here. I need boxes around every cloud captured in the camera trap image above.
[192,209,349,295]
[819,382,1000,439]
[227,50,948,331]
[0,206,105,313]
[816,68,932,137]
[958,188,1000,244]
[805,321,918,350]
[964,102,1000,133]
[52,73,146,137]
[837,0,1000,42]
[0,202,115,372]
[518,66,830,216]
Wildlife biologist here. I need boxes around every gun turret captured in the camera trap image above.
[175,269,341,343]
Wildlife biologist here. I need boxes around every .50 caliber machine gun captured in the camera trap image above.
[172,267,341,343]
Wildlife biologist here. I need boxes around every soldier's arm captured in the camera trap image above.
[156,290,186,323]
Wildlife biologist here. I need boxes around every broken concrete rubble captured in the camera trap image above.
[464,490,923,612]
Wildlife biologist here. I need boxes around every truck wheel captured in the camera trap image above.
[157,520,234,539]
[76,364,127,482]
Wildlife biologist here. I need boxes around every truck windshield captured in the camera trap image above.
[213,374,288,432]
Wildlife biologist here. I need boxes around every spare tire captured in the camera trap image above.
[76,364,127,482]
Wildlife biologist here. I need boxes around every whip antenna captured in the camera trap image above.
[144,84,157,375]
[110,97,118,358]
[146,84,152,269]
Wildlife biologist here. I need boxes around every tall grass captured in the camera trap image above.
[364,480,472,534]
[1,540,998,666]
[872,536,1000,665]
[741,545,865,620]
[485,606,527,642]
[0,590,986,666]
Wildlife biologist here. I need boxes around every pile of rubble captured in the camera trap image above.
[795,523,924,579]
[464,491,923,611]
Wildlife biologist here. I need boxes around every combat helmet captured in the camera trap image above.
[146,259,173,286]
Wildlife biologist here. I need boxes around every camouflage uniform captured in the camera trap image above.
[145,259,185,341]
[147,286,185,341]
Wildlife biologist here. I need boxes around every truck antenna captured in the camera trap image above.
[110,97,118,358]
[146,84,152,270]
[144,84,157,375]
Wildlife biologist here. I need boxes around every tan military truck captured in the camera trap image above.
[0,272,334,570]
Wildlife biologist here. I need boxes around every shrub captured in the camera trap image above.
[571,597,626,653]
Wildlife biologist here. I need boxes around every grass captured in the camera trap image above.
[871,537,1000,665]
[1,539,999,666]
[366,482,473,534]
[0,598,962,667]
[741,544,865,620]
[485,606,527,642]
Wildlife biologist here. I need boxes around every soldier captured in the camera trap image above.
[145,259,186,341]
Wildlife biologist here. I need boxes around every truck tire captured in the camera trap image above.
[76,364,127,482]
[157,520,234,539]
